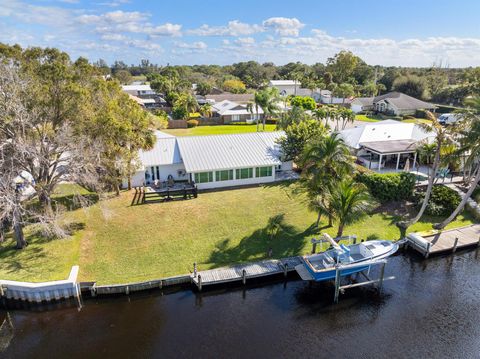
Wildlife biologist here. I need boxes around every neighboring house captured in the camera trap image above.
[205,93,254,104]
[319,89,347,104]
[350,97,374,113]
[122,84,167,109]
[127,93,157,108]
[122,84,156,97]
[338,120,435,171]
[211,100,263,123]
[269,80,300,96]
[269,80,321,101]
[127,131,294,190]
[372,92,436,116]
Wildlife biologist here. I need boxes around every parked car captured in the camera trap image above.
[438,113,462,125]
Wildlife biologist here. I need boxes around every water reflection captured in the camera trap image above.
[1,251,479,359]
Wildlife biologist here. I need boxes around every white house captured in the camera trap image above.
[128,131,294,190]
[350,97,374,113]
[269,80,300,96]
[122,84,156,97]
[211,100,263,123]
[338,120,435,171]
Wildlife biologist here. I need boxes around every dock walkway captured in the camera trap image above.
[407,224,480,257]
[191,256,302,290]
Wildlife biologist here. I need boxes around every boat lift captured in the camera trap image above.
[298,234,396,303]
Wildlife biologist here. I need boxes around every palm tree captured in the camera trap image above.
[399,111,454,229]
[329,179,374,238]
[255,87,281,131]
[199,103,212,119]
[300,133,354,227]
[434,96,480,229]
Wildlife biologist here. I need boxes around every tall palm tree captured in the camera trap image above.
[300,133,354,227]
[434,96,480,229]
[255,87,281,131]
[329,179,374,238]
[399,111,454,229]
[199,103,212,119]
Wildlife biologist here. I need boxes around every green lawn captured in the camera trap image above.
[163,124,277,136]
[0,183,476,284]
[355,114,383,122]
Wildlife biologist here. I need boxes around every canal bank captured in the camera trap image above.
[1,250,480,359]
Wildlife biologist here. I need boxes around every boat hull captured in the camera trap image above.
[297,240,398,282]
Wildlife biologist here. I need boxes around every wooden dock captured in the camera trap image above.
[191,256,302,290]
[407,224,480,258]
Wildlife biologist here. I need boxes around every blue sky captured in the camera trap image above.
[1,0,480,67]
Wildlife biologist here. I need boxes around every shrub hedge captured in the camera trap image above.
[186,119,199,128]
[357,172,416,202]
[414,185,461,216]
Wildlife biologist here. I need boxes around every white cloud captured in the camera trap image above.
[235,37,255,46]
[188,20,263,36]
[77,11,182,36]
[175,41,208,49]
[263,17,304,37]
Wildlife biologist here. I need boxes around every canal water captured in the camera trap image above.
[1,250,479,359]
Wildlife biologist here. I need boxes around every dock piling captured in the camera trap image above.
[198,274,202,291]
[193,262,197,277]
[334,267,341,304]
[453,237,459,253]
[378,262,386,291]
[283,263,288,278]
[242,269,246,285]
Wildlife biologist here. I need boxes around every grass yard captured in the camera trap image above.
[163,124,277,136]
[0,183,477,284]
[355,114,383,122]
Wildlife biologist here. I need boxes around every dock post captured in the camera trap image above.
[242,269,246,285]
[453,237,459,253]
[125,286,130,295]
[311,242,317,254]
[425,242,431,259]
[353,237,357,244]
[477,236,480,247]
[283,263,288,278]
[378,262,386,291]
[193,262,197,277]
[198,274,202,291]
[334,267,341,303]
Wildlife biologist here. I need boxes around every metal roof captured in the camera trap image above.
[176,132,284,172]
[360,139,419,154]
[138,131,181,167]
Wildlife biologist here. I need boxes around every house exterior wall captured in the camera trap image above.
[222,113,263,124]
[192,165,276,190]
[271,84,297,96]
[126,163,187,188]
[279,161,293,171]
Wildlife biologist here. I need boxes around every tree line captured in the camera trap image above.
[101,50,480,106]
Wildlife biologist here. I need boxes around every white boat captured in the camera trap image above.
[295,234,398,282]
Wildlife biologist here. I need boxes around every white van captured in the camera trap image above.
[438,113,462,125]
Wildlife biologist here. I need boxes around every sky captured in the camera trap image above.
[1,0,480,67]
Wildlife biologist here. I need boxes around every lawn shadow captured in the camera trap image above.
[205,214,318,268]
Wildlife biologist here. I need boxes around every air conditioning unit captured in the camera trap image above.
[177,169,186,177]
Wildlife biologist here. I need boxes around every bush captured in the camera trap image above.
[186,119,199,128]
[265,118,278,124]
[415,109,427,118]
[414,185,461,216]
[357,172,416,202]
